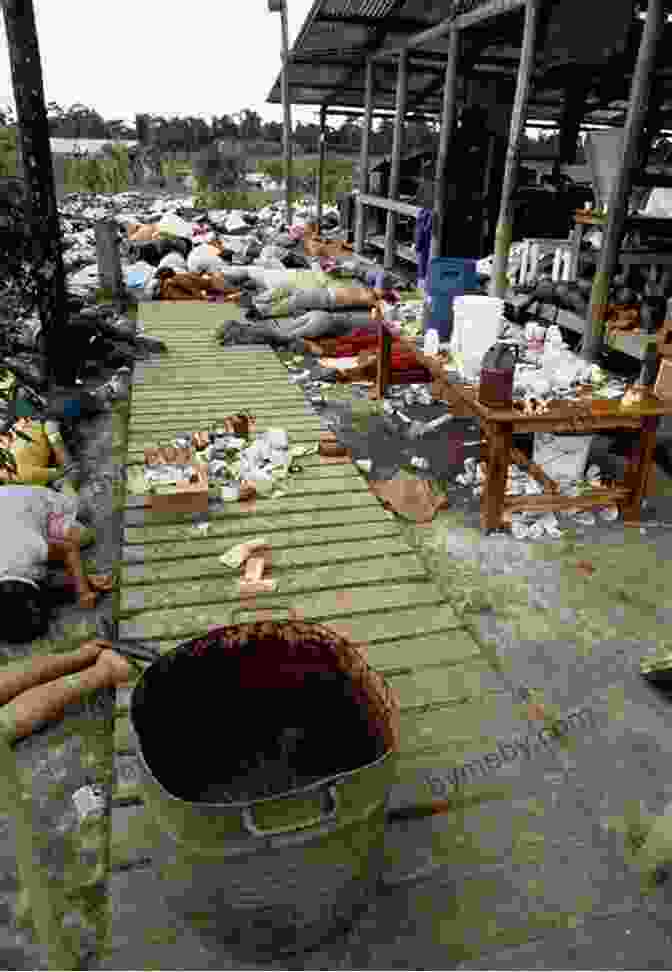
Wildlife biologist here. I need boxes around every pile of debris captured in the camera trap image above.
[455,457,621,538]
[137,419,314,505]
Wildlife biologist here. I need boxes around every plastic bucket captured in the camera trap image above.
[452,296,504,361]
[533,433,594,486]
[427,257,478,341]
[129,621,400,958]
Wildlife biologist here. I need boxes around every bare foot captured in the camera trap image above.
[79,589,98,610]
[96,649,133,687]
[87,574,114,593]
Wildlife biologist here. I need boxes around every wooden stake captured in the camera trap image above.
[431,27,460,261]
[489,0,541,299]
[95,219,125,306]
[583,0,665,362]
[316,105,327,226]
[2,0,68,386]
[354,59,375,255]
[384,50,408,270]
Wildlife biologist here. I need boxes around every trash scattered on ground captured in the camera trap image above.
[220,538,270,570]
[72,784,106,823]
[369,470,450,523]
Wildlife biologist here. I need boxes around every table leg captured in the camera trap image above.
[376,322,392,400]
[621,416,658,525]
[482,421,512,532]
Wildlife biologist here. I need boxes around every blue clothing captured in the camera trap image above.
[415,208,433,283]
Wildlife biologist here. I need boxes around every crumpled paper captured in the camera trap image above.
[220,538,270,569]
[369,470,450,523]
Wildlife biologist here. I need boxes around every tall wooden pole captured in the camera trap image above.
[431,27,460,260]
[2,0,68,386]
[279,0,294,226]
[384,49,409,269]
[316,105,327,226]
[489,0,541,299]
[583,0,665,362]
[354,59,375,255]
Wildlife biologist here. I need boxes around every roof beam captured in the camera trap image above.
[317,0,409,108]
[371,0,527,62]
[315,13,429,31]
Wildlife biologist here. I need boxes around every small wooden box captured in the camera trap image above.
[144,445,209,513]
[654,358,672,401]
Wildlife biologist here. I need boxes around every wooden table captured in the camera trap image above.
[375,326,672,531]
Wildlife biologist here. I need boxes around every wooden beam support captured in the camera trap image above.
[490,0,542,299]
[355,59,375,255]
[384,49,408,269]
[95,220,125,306]
[372,0,526,62]
[2,0,68,386]
[584,0,665,363]
[431,27,461,261]
[316,105,327,226]
[279,0,294,226]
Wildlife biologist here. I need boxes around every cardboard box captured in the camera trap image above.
[654,358,672,401]
[144,445,209,513]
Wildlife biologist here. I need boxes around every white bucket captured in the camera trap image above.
[533,433,594,486]
[452,297,504,360]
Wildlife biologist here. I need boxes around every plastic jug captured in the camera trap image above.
[479,342,518,408]
[424,329,440,356]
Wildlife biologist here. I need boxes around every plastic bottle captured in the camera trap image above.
[424,328,440,356]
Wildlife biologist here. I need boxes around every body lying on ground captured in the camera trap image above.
[0,485,113,639]
[0,418,78,493]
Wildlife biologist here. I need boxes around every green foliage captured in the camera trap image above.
[255,156,353,204]
[63,148,130,194]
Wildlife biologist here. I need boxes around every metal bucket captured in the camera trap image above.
[129,621,400,958]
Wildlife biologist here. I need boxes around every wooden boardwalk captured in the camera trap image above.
[112,302,517,821]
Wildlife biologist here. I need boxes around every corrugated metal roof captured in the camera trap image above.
[267,0,672,130]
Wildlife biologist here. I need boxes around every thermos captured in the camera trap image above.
[479,342,519,408]
[639,295,666,388]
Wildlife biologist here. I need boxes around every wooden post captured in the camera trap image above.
[431,27,460,260]
[95,220,125,306]
[316,106,327,226]
[489,0,541,299]
[279,0,294,226]
[2,0,68,387]
[384,49,409,269]
[583,0,665,362]
[355,59,375,255]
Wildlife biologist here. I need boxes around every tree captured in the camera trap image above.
[238,109,262,140]
[215,114,239,138]
[262,120,283,143]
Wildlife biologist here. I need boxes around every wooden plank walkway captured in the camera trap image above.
[112,302,520,829]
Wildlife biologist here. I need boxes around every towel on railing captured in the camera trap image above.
[415,208,433,285]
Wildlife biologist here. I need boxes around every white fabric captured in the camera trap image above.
[225,212,249,233]
[187,244,226,274]
[156,213,194,240]
[158,252,188,272]
[0,485,77,583]
[643,188,672,218]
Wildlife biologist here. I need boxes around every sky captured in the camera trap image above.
[0,0,322,127]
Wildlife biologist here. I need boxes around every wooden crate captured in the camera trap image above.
[144,445,209,514]
[654,358,672,401]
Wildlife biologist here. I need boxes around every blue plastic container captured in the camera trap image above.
[427,257,478,341]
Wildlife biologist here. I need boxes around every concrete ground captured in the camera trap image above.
[3,293,672,967]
